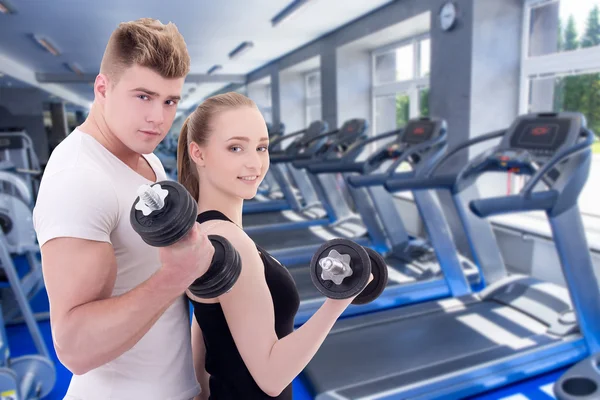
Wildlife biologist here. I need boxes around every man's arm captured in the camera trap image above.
[42,237,185,375]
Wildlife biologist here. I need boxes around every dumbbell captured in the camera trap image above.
[130,180,242,298]
[309,238,388,305]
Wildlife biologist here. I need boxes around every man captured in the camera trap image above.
[33,18,213,400]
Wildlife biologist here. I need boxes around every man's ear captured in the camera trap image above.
[189,141,206,167]
[95,74,109,105]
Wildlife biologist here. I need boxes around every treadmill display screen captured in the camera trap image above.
[510,118,571,151]
[403,123,435,144]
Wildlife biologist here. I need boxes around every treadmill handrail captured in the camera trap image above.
[269,128,307,149]
[303,128,341,146]
[521,128,595,197]
[342,128,404,161]
[469,190,560,218]
[426,130,506,178]
[384,129,448,176]
[304,129,403,174]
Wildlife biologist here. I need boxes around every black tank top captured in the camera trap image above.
[189,210,300,399]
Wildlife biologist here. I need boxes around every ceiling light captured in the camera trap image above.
[207,65,222,75]
[33,35,60,56]
[65,62,83,75]
[271,0,313,27]
[228,42,254,60]
[0,1,15,14]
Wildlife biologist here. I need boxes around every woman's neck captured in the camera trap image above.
[197,186,244,228]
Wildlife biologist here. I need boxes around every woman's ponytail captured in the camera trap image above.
[177,116,199,200]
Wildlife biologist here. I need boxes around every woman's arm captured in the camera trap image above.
[189,223,358,397]
[191,318,210,400]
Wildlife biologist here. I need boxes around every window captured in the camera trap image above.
[254,84,272,124]
[514,0,600,226]
[374,94,410,134]
[305,70,322,125]
[527,0,600,57]
[372,36,431,200]
[371,35,431,135]
[419,39,431,78]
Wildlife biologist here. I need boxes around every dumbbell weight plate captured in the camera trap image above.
[188,235,242,299]
[10,355,56,399]
[310,238,371,300]
[352,247,388,305]
[130,181,197,247]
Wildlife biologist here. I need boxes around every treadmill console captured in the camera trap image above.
[384,118,445,158]
[322,118,368,157]
[337,118,368,146]
[505,113,583,159]
[290,120,328,156]
[401,119,439,145]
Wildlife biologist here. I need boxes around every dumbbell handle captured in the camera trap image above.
[138,184,164,211]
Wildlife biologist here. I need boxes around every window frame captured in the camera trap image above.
[304,69,322,126]
[370,34,431,136]
[370,34,431,200]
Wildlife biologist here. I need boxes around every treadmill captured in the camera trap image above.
[290,118,480,325]
[246,118,377,265]
[243,121,334,235]
[301,112,600,400]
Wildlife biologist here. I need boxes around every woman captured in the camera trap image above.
[177,92,369,399]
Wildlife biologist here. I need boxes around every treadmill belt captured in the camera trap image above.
[303,299,558,395]
[250,227,325,251]
[243,210,310,227]
[250,223,367,253]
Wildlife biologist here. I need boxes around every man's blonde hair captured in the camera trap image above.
[100,18,190,83]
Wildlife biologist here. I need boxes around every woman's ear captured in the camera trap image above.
[189,141,206,168]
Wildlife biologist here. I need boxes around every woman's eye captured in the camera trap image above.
[258,146,268,152]
[230,146,242,152]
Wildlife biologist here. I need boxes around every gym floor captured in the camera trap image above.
[9,289,563,400]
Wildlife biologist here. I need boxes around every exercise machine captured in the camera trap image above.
[246,118,377,265]
[0,172,55,399]
[291,117,479,325]
[301,112,600,399]
[0,130,42,203]
[243,121,333,233]
[244,121,329,218]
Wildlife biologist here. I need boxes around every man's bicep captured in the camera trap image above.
[41,237,117,323]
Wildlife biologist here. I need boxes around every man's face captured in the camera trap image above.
[99,65,185,155]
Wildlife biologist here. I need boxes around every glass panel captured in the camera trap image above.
[374,43,415,84]
[420,38,431,77]
[375,93,410,134]
[374,50,397,85]
[306,103,322,124]
[306,72,321,98]
[526,72,600,216]
[395,44,414,82]
[529,0,600,57]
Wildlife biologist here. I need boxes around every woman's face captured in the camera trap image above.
[193,106,270,200]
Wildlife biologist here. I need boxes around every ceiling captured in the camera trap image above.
[0,0,395,110]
